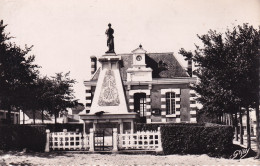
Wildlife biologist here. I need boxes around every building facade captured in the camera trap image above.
[79,44,197,134]
[0,110,19,124]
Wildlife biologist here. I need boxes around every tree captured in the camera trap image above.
[256,55,260,158]
[24,76,54,124]
[179,24,260,151]
[36,76,55,123]
[0,20,78,126]
[0,20,39,124]
[48,72,78,124]
[26,73,77,124]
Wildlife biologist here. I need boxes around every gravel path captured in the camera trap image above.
[0,153,259,165]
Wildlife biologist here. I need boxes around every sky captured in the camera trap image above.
[0,0,259,104]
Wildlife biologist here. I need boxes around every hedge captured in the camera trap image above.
[22,123,83,132]
[0,123,233,155]
[160,125,234,156]
[44,123,83,132]
[136,123,203,131]
[0,125,46,152]
[0,124,83,152]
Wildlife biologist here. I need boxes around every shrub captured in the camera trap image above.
[160,125,234,156]
[0,125,46,152]
[136,123,161,131]
[45,123,83,132]
[23,123,84,132]
[136,123,203,131]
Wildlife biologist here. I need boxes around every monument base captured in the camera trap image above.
[104,52,116,56]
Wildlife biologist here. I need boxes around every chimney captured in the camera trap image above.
[187,59,192,77]
[90,56,97,75]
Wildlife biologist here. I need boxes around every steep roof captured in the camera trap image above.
[23,110,52,120]
[91,68,100,81]
[71,103,85,114]
[91,52,189,81]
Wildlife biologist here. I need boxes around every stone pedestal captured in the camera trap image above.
[80,52,137,139]
[45,129,50,152]
[112,128,118,151]
[89,53,129,114]
[89,129,94,152]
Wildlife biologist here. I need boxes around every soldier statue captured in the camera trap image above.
[105,23,115,53]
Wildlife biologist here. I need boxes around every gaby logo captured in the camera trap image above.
[230,148,250,159]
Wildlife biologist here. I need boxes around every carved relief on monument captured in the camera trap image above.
[98,69,120,106]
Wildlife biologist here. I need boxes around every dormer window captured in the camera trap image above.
[158,60,168,69]
[131,45,147,67]
[126,45,152,82]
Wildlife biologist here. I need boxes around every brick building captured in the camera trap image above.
[79,44,197,133]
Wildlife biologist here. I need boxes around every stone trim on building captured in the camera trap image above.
[190,89,197,122]
[85,86,92,107]
[160,88,181,123]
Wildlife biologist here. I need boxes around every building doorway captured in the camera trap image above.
[134,93,146,123]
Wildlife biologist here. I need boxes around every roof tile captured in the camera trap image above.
[91,52,189,81]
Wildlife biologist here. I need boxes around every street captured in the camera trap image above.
[0,152,259,165]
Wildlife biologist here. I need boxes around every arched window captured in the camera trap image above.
[134,93,146,117]
[166,92,175,115]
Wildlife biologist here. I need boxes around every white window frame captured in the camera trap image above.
[139,97,146,117]
[166,92,176,115]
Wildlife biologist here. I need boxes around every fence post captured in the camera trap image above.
[89,128,94,151]
[156,127,163,152]
[113,128,118,151]
[63,129,67,150]
[45,129,50,152]
[83,132,88,150]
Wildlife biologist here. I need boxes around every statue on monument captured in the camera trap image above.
[105,23,115,53]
